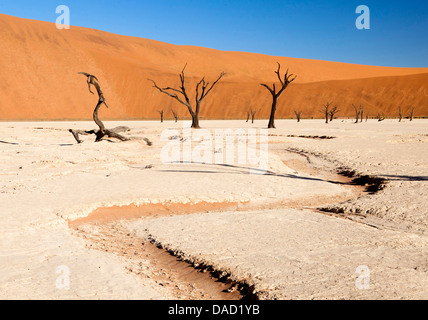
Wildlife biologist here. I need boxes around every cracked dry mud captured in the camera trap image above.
[2,120,427,300]
[68,147,369,300]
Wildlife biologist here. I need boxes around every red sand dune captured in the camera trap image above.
[0,13,427,121]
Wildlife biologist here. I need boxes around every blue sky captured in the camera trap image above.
[0,0,427,67]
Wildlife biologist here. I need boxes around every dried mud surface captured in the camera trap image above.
[1,120,427,300]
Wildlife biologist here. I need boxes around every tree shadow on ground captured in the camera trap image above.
[379,175,428,182]
[157,161,350,186]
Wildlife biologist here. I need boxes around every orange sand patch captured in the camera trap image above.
[69,201,243,227]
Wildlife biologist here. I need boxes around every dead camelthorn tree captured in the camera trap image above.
[352,104,363,124]
[409,107,415,121]
[329,106,339,122]
[158,109,165,123]
[171,109,179,122]
[377,112,385,122]
[398,106,403,122]
[245,111,250,123]
[321,103,331,124]
[260,63,297,129]
[294,110,302,122]
[149,64,225,129]
[69,73,130,143]
[250,108,260,124]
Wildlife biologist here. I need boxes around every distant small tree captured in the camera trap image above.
[377,112,385,122]
[321,103,331,124]
[352,104,363,124]
[171,109,179,122]
[409,107,415,121]
[245,111,250,123]
[329,106,339,122]
[294,110,302,122]
[398,106,403,122]
[158,109,165,123]
[250,109,260,124]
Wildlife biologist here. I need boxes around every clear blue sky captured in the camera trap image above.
[1,0,427,67]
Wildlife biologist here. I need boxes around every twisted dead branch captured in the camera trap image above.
[69,73,133,143]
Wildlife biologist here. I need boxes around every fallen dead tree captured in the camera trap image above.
[69,73,136,144]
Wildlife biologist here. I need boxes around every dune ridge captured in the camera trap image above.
[0,13,427,121]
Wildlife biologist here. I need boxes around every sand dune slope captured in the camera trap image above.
[0,13,427,121]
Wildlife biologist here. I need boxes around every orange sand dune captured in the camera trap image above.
[0,13,427,121]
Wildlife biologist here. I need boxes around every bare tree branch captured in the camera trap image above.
[148,79,191,109]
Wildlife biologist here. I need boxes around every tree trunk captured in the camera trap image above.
[268,98,277,129]
[191,113,200,129]
[93,100,106,136]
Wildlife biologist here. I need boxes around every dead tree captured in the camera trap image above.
[398,106,403,122]
[171,109,179,122]
[321,103,331,124]
[250,109,260,124]
[352,104,363,124]
[360,106,364,123]
[377,112,385,122]
[409,107,415,121]
[294,110,302,122]
[149,64,225,129]
[260,63,297,129]
[69,73,130,143]
[245,111,250,123]
[329,106,339,122]
[158,109,165,123]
